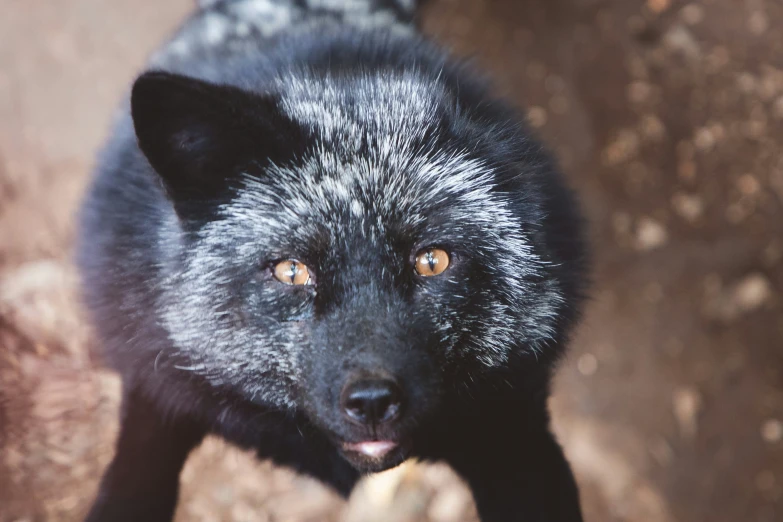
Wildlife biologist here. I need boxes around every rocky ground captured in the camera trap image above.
[1,0,782,521]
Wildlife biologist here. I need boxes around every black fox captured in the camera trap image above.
[77,0,588,520]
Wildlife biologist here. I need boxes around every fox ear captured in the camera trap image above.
[131,71,301,219]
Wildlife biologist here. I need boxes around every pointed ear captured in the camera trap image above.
[130,71,302,220]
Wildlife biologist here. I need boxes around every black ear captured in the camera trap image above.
[130,71,302,220]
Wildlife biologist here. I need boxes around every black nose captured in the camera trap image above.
[341,379,403,425]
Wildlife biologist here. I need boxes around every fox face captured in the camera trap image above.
[132,65,576,471]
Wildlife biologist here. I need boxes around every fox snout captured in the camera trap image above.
[340,377,404,426]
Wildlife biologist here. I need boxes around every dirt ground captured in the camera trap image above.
[1,0,782,520]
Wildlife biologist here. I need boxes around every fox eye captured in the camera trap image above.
[414,248,450,277]
[273,260,313,285]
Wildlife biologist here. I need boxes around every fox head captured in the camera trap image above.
[131,65,585,470]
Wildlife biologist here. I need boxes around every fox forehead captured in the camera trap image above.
[214,72,532,250]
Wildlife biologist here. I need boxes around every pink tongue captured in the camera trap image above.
[344,441,397,458]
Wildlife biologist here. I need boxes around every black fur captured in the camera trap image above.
[78,1,588,520]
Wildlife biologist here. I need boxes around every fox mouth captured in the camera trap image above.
[338,439,411,472]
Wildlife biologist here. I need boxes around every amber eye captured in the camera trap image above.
[414,248,450,277]
[273,260,313,285]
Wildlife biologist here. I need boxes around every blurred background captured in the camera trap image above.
[0,0,781,520]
